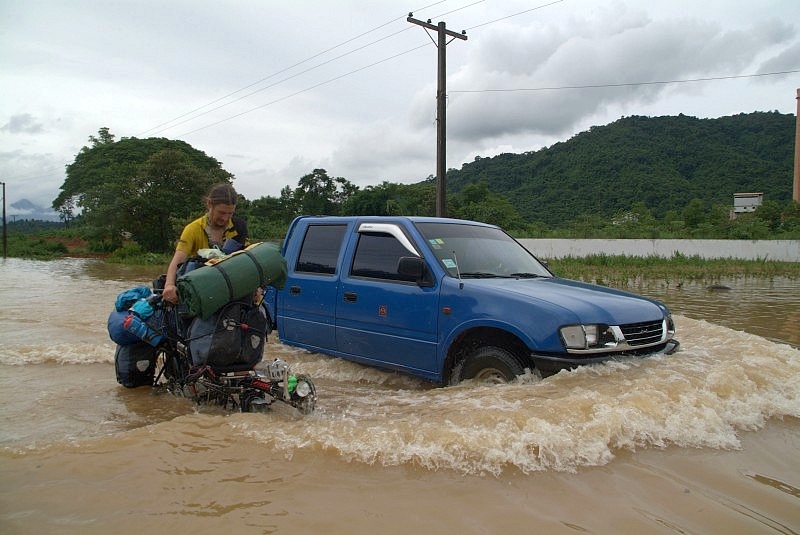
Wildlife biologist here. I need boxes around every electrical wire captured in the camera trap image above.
[450,70,800,94]
[177,44,430,137]
[140,1,449,137]
[166,0,558,138]
[466,0,564,30]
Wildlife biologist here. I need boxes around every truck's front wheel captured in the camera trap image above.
[450,346,525,385]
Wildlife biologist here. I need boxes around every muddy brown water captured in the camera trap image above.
[1,258,798,534]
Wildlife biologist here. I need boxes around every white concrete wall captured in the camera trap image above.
[518,239,800,262]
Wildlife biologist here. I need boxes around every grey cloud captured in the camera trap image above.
[437,12,799,144]
[1,113,44,134]
[757,41,800,74]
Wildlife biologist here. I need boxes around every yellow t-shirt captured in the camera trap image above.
[175,214,243,257]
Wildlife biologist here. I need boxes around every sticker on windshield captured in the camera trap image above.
[442,258,457,268]
[428,238,445,250]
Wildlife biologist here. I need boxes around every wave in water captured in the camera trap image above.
[227,316,800,475]
[2,316,798,476]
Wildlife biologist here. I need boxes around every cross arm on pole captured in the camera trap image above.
[407,16,467,41]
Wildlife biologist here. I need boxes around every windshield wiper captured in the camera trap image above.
[509,272,544,279]
[459,272,508,279]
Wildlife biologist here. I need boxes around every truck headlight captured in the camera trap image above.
[560,324,615,349]
[666,314,675,336]
[561,325,587,349]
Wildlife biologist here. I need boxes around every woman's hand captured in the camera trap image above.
[163,283,179,304]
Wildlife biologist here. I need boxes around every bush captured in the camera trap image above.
[106,243,169,265]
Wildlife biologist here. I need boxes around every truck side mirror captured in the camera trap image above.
[398,256,432,286]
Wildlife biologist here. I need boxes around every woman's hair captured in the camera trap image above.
[206,183,238,206]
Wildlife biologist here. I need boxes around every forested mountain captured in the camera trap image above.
[445,112,795,227]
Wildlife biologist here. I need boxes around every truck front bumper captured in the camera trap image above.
[532,339,680,376]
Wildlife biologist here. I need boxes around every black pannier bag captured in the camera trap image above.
[115,341,158,388]
[187,300,269,369]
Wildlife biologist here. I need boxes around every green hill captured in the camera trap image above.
[446,112,795,227]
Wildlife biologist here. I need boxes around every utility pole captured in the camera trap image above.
[408,14,467,217]
[1,181,6,258]
[794,88,799,203]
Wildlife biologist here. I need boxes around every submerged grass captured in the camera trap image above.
[545,253,800,289]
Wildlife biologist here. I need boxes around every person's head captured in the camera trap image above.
[205,183,237,229]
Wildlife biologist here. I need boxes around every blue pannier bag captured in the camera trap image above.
[109,286,163,345]
[108,309,141,345]
[115,286,152,311]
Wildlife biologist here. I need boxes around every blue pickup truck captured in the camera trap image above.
[266,216,679,384]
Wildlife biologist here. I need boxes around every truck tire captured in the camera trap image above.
[450,346,525,385]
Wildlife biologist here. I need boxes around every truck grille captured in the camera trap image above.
[620,320,663,346]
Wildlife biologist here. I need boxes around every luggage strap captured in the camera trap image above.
[210,249,266,297]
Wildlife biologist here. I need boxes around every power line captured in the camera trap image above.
[144,0,570,139]
[434,0,486,20]
[176,44,430,137]
[450,69,800,94]
[140,1,449,137]
[148,27,417,137]
[466,0,565,30]
[168,0,563,138]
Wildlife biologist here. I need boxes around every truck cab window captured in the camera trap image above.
[296,224,347,274]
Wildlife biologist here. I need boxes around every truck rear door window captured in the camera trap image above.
[295,224,347,274]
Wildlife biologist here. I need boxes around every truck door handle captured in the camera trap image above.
[343,292,357,302]
[289,286,301,295]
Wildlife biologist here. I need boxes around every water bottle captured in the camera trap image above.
[123,313,163,347]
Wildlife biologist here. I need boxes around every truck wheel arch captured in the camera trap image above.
[445,328,531,385]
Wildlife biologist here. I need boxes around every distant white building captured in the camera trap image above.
[731,192,763,218]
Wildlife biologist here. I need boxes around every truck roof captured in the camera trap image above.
[290,215,498,227]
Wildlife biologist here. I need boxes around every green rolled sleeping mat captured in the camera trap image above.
[176,242,287,319]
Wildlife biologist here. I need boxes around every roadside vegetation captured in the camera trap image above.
[6,225,798,287]
[546,253,800,288]
[4,116,798,285]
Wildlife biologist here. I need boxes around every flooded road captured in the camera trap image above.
[1,258,798,534]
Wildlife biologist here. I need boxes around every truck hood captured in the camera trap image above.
[472,276,668,325]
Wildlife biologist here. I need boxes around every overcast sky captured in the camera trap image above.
[2,0,799,216]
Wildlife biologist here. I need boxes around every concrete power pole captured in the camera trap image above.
[794,88,800,203]
[408,14,467,217]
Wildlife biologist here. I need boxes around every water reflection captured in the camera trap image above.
[630,276,799,347]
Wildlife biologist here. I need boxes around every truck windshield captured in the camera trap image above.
[415,222,552,279]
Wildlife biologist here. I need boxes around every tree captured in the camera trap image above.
[130,149,213,251]
[53,128,233,252]
[753,199,783,231]
[293,169,357,215]
[682,198,707,229]
[450,181,524,230]
[780,201,800,234]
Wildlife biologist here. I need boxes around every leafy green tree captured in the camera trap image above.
[342,181,398,215]
[293,169,358,215]
[780,201,800,235]
[753,199,783,231]
[341,180,435,216]
[53,128,233,252]
[130,149,214,251]
[239,194,296,239]
[449,181,524,230]
[682,198,707,229]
